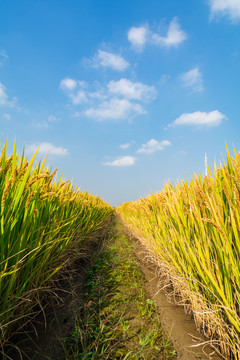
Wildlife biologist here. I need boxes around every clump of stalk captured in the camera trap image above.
[0,140,113,350]
[117,145,240,359]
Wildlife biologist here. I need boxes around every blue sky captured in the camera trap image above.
[1,0,240,206]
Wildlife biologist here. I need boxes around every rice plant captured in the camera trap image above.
[117,145,240,359]
[0,140,113,351]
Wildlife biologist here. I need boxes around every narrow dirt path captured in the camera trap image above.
[63,216,177,359]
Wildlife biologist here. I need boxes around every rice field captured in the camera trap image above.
[117,146,240,359]
[2,138,240,359]
[0,140,113,351]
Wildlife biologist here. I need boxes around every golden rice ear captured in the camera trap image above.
[0,141,7,167]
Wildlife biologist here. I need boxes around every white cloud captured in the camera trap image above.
[0,83,16,107]
[181,67,203,92]
[209,0,240,22]
[108,79,157,102]
[137,139,171,154]
[48,114,60,122]
[60,78,77,91]
[70,90,88,105]
[151,18,187,47]
[103,155,136,167]
[27,142,68,156]
[60,77,155,121]
[120,142,131,150]
[91,50,129,71]
[172,110,226,127]
[88,90,107,100]
[78,80,88,88]
[60,78,88,105]
[128,18,187,51]
[128,26,148,51]
[85,98,145,121]
[0,83,8,105]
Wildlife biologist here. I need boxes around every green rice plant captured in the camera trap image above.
[117,145,240,359]
[0,140,113,351]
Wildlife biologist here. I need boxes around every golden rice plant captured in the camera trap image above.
[117,145,240,359]
[0,140,113,350]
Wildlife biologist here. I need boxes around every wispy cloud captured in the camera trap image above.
[120,143,131,150]
[0,82,18,107]
[108,79,156,102]
[70,90,88,105]
[48,114,60,122]
[31,120,50,128]
[0,50,8,66]
[151,18,187,47]
[85,98,145,121]
[32,114,60,128]
[0,83,8,105]
[120,141,135,150]
[137,139,171,154]
[88,89,107,100]
[26,142,68,156]
[128,26,148,51]
[209,0,240,22]
[0,50,8,58]
[3,113,11,120]
[103,155,136,167]
[128,18,187,52]
[171,110,226,127]
[159,74,170,85]
[180,67,203,92]
[89,50,129,71]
